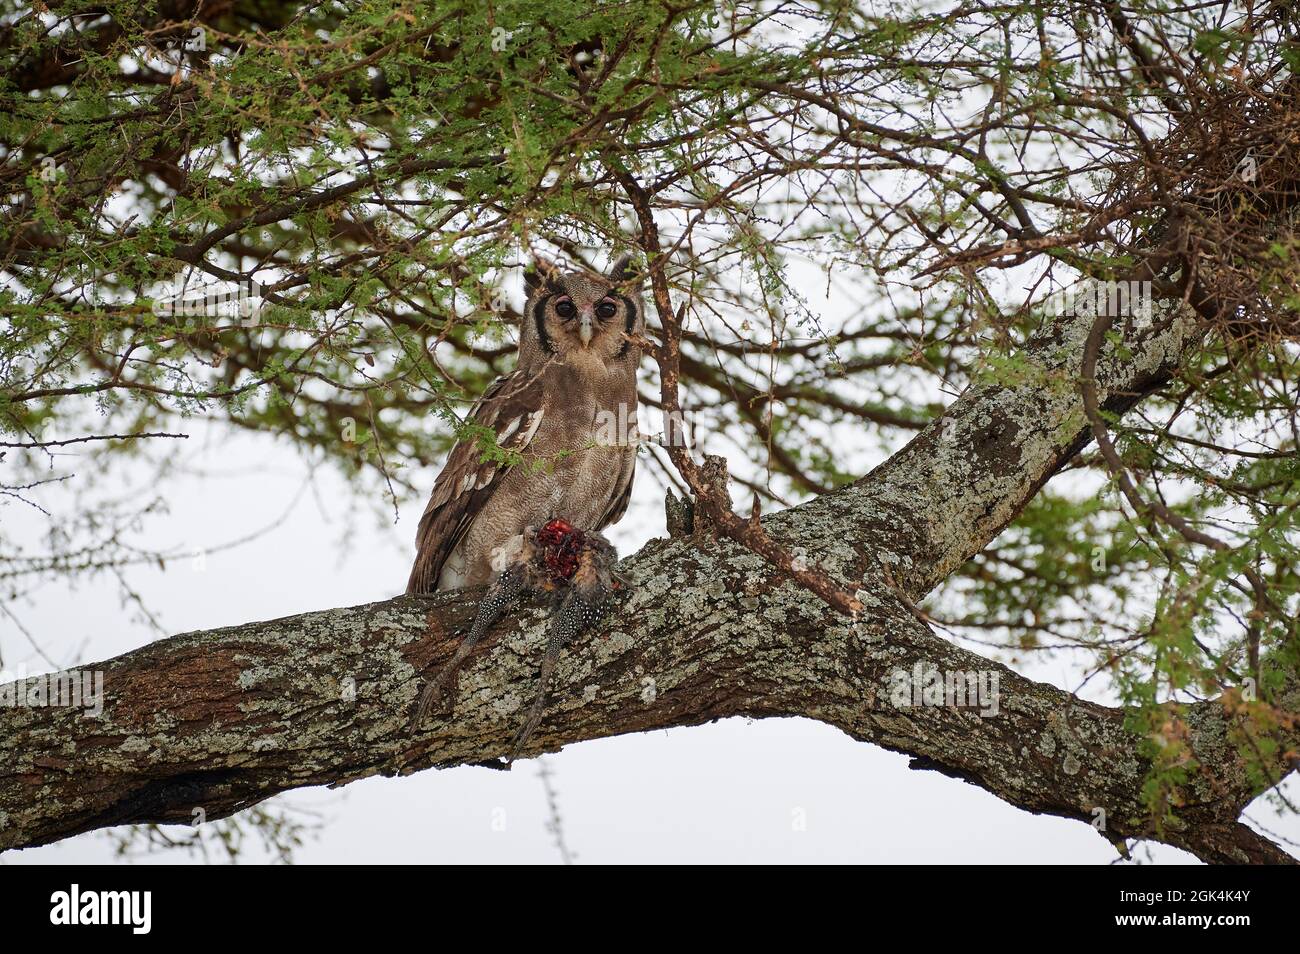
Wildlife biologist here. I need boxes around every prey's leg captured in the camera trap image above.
[507,625,566,763]
[408,566,526,733]
[507,590,609,762]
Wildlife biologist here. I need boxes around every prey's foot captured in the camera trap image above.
[508,682,552,763]
[408,657,462,732]
[408,566,527,734]
[505,584,623,763]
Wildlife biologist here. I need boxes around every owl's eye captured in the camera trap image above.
[554,298,575,318]
[595,299,618,319]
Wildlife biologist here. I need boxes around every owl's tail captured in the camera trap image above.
[406,520,442,594]
[406,558,435,594]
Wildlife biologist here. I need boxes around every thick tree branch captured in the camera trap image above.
[2,285,1295,862]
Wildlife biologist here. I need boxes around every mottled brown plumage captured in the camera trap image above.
[406,256,642,594]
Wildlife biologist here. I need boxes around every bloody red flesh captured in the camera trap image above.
[537,519,585,582]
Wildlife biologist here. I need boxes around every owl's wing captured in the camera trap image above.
[595,453,635,531]
[406,369,546,593]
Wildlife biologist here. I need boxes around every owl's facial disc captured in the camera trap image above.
[552,290,621,349]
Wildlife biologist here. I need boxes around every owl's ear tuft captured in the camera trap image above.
[524,257,559,297]
[607,252,637,285]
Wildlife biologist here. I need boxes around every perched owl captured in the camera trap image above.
[407,256,642,756]
[406,254,642,594]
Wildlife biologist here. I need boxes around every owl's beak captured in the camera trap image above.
[577,313,595,347]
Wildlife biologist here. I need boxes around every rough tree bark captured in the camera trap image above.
[1,288,1296,863]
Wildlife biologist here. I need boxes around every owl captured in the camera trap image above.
[406,256,643,757]
[406,254,643,595]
